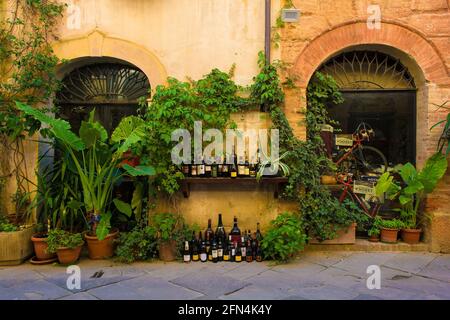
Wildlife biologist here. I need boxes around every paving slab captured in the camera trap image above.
[331,252,399,276]
[10,279,72,300]
[297,251,354,267]
[171,270,248,298]
[383,275,450,299]
[0,268,43,288]
[416,255,450,283]
[286,284,360,300]
[219,285,289,300]
[382,252,439,274]
[223,262,271,280]
[246,269,322,293]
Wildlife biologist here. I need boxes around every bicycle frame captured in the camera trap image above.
[337,175,381,218]
[335,135,363,167]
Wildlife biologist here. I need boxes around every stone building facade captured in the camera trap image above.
[1,0,449,252]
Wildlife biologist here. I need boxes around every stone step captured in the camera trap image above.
[305,239,429,252]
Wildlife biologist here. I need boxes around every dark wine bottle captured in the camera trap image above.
[198,155,205,177]
[244,153,250,176]
[191,160,198,176]
[217,239,223,261]
[237,155,245,176]
[192,240,199,262]
[251,233,257,260]
[205,219,214,253]
[240,234,247,259]
[256,222,263,243]
[205,157,212,177]
[182,162,190,176]
[246,238,253,263]
[229,216,241,245]
[215,213,226,244]
[211,239,218,263]
[223,240,230,261]
[256,244,262,262]
[211,157,218,178]
[183,241,191,263]
[229,235,235,262]
[235,242,242,263]
[230,150,238,178]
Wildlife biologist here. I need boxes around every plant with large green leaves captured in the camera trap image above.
[375,153,448,229]
[16,102,155,240]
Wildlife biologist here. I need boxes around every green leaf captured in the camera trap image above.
[418,152,448,193]
[399,195,412,205]
[113,198,132,217]
[131,183,143,221]
[403,180,424,195]
[96,212,112,241]
[123,164,156,177]
[111,116,147,153]
[16,102,85,151]
[399,163,418,185]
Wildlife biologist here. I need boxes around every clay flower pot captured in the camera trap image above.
[401,228,421,244]
[380,228,399,243]
[320,175,337,185]
[368,235,380,242]
[31,234,56,261]
[85,228,119,259]
[56,245,83,265]
[158,240,177,262]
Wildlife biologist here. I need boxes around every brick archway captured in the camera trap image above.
[292,21,448,88]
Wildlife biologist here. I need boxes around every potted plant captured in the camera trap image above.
[0,215,35,265]
[367,216,382,242]
[151,212,182,262]
[379,219,404,243]
[46,229,84,265]
[17,103,155,259]
[375,153,448,244]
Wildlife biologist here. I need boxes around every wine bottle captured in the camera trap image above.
[256,222,263,243]
[217,239,223,261]
[229,216,241,245]
[235,242,242,262]
[212,157,218,178]
[229,235,235,262]
[230,152,238,178]
[183,241,191,263]
[244,153,250,176]
[238,155,245,176]
[200,239,207,262]
[198,155,205,177]
[223,240,230,261]
[246,238,253,263]
[191,160,198,176]
[240,234,247,259]
[256,243,262,262]
[192,240,199,262]
[251,233,257,260]
[208,243,213,261]
[182,162,190,176]
[217,155,223,177]
[205,157,212,177]
[205,218,214,253]
[215,213,226,244]
[211,239,218,263]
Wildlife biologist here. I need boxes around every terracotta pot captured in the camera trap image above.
[158,240,177,262]
[56,245,83,265]
[380,228,399,243]
[31,234,56,261]
[368,235,380,242]
[321,175,337,185]
[85,228,119,260]
[401,228,421,244]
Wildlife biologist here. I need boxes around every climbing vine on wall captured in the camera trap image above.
[0,0,65,222]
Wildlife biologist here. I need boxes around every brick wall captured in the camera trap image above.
[279,0,450,252]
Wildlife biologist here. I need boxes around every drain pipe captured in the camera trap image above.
[264,0,271,64]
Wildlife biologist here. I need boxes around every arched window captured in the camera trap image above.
[316,50,416,166]
[56,63,150,134]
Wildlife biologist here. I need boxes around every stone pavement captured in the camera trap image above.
[0,251,449,300]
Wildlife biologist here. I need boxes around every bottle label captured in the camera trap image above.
[231,248,235,256]
[223,254,229,261]
[235,256,242,262]
[218,249,223,257]
[212,250,218,258]
[245,168,250,175]
[208,254,213,260]
[183,255,191,262]
[192,254,199,261]
[231,171,237,177]
[241,247,246,256]
[200,253,207,261]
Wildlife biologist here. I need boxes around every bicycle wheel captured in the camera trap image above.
[352,145,388,177]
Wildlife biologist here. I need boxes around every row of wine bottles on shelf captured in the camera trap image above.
[183,214,263,263]
[181,150,262,178]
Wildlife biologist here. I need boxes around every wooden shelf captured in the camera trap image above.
[180,177,288,198]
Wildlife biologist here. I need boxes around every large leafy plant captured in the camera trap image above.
[376,153,447,229]
[16,102,155,240]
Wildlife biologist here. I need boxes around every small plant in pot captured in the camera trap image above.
[46,229,84,265]
[367,216,382,242]
[375,152,448,244]
[150,212,183,262]
[379,219,404,243]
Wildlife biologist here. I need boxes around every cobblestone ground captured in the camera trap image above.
[0,252,449,300]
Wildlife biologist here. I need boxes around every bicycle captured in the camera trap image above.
[333,122,388,179]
